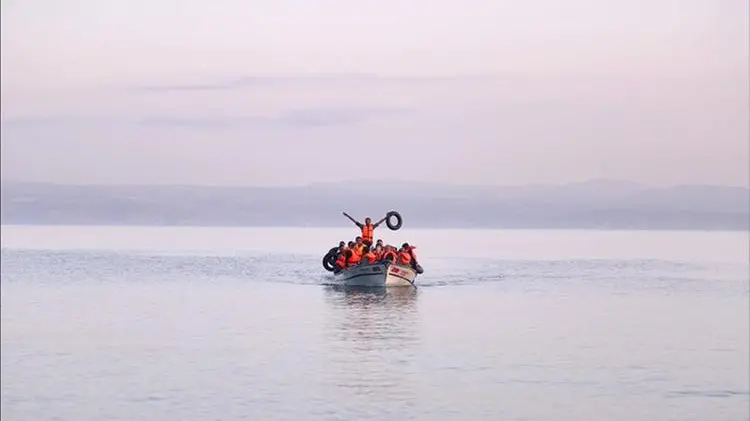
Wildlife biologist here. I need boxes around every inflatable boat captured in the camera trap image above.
[333,262,418,287]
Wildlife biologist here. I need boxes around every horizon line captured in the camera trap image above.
[0,223,746,233]
[2,178,749,190]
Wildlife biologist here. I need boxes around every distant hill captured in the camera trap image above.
[1,180,748,230]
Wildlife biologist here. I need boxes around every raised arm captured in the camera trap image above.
[342,212,363,228]
[373,215,387,228]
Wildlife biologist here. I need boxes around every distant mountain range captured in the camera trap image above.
[1,179,748,230]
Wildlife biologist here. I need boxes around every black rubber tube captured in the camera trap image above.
[322,251,337,272]
[385,211,403,230]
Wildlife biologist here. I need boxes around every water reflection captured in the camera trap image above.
[321,286,421,402]
[322,286,419,345]
[324,285,418,309]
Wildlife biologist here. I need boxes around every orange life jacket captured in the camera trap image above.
[363,251,378,264]
[382,250,398,262]
[398,251,412,265]
[348,248,362,266]
[361,223,374,243]
[335,252,347,269]
[406,246,418,262]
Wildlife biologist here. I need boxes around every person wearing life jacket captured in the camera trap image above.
[397,246,412,266]
[343,241,355,266]
[381,245,398,263]
[348,242,363,267]
[353,237,366,255]
[373,244,385,260]
[334,245,348,271]
[401,242,423,272]
[401,243,418,263]
[342,213,387,247]
[362,246,378,264]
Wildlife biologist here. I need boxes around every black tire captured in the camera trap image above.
[322,251,337,272]
[327,252,338,268]
[410,259,424,274]
[385,211,403,231]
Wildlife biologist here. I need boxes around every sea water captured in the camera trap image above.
[1,226,748,421]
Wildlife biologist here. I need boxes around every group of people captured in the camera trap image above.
[332,213,420,272]
[332,237,418,272]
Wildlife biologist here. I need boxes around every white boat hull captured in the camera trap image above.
[333,262,417,287]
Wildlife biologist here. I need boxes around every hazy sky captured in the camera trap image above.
[1,0,748,186]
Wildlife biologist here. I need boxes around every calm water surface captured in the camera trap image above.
[1,226,748,421]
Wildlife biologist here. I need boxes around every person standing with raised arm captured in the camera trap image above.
[342,212,387,247]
